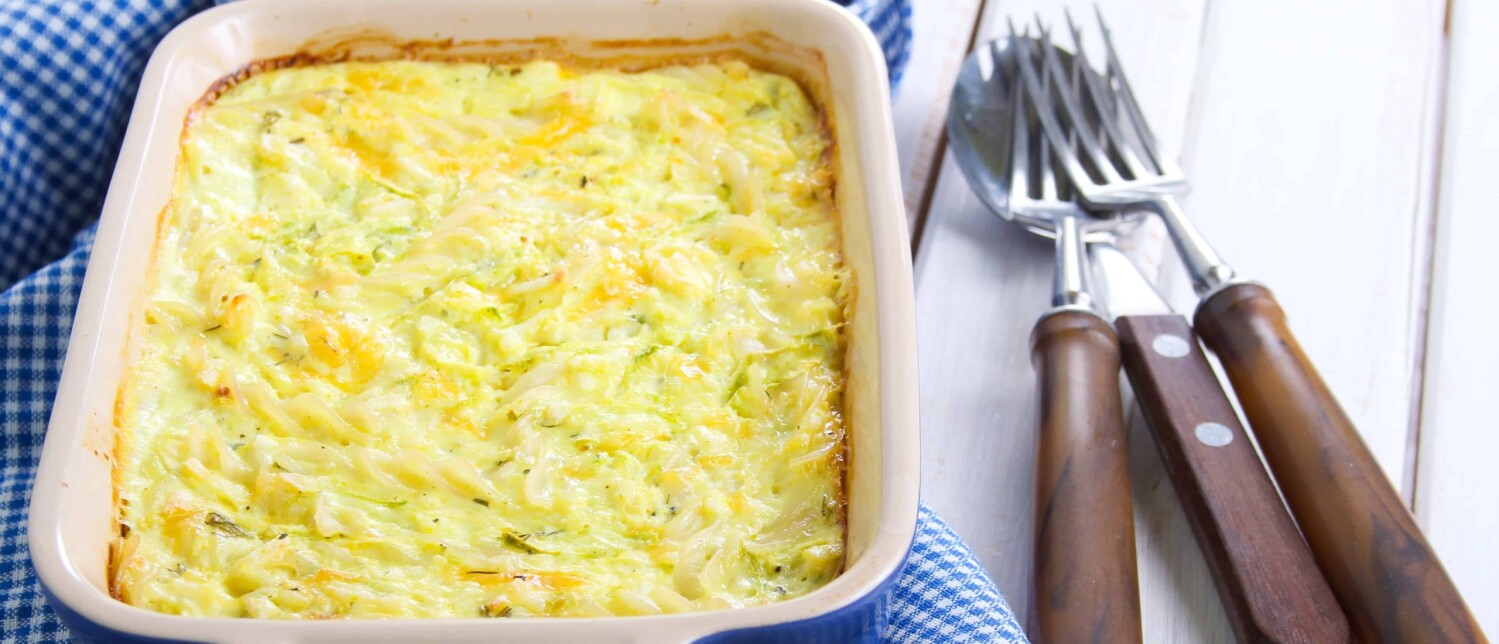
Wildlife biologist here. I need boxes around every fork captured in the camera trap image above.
[1017,12,1485,643]
[1004,27,1143,643]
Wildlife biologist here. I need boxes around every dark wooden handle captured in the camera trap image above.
[1195,283,1486,643]
[1029,310,1142,643]
[1117,314,1350,644]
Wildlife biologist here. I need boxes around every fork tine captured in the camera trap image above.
[987,38,1004,82]
[1060,11,1087,202]
[1033,27,1122,185]
[1006,20,1031,201]
[1058,12,1154,180]
[1035,25,1060,203]
[1094,6,1148,140]
[1093,8,1178,176]
[1012,21,1104,191]
[1038,123,1058,203]
[1097,64,1161,177]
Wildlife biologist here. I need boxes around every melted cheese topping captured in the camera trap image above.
[113,59,849,619]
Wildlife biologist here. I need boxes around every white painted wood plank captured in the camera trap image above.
[889,0,984,231]
[913,0,1216,638]
[1156,0,1449,494]
[1416,0,1499,633]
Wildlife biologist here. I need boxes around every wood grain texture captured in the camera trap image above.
[1195,284,1485,643]
[1157,0,1450,492]
[915,152,1052,614]
[914,0,1220,638]
[1415,0,1499,636]
[908,0,1497,638]
[1117,315,1348,644]
[1030,310,1141,643]
[889,0,984,233]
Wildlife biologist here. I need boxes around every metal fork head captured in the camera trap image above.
[1003,25,1092,233]
[1003,24,1105,311]
[945,20,1143,239]
[1013,9,1187,208]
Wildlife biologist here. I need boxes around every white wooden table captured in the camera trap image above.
[893,0,1499,639]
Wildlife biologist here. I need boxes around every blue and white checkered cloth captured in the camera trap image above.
[0,1,1024,641]
[837,0,913,88]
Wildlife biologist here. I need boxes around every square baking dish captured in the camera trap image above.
[27,0,918,641]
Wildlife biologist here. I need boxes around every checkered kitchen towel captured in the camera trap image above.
[0,0,1024,641]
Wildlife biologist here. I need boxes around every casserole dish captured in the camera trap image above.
[27,0,918,642]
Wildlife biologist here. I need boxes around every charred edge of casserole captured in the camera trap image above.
[809,106,850,578]
[183,32,837,150]
[109,57,323,597]
[111,37,853,594]
[109,368,129,600]
[108,117,219,600]
[110,169,198,602]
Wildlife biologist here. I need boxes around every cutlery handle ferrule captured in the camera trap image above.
[1154,196,1237,295]
[1195,283,1487,644]
[1052,215,1101,311]
[1029,309,1142,643]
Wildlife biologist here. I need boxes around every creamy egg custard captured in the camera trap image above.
[113,59,850,619]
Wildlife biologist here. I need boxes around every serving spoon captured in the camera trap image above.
[947,27,1140,642]
[948,24,1347,644]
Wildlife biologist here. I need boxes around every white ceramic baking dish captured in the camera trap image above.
[27,0,917,641]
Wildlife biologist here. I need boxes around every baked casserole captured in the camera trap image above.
[112,58,851,619]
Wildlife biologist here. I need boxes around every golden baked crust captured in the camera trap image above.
[112,59,849,619]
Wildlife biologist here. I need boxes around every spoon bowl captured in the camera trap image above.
[949,28,1147,642]
[946,35,1140,240]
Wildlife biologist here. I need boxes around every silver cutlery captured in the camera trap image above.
[1013,11,1485,642]
[952,21,1349,642]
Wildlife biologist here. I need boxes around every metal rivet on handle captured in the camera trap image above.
[1152,333,1191,358]
[1195,422,1234,447]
